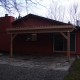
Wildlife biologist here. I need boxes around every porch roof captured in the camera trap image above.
[7,25,75,34]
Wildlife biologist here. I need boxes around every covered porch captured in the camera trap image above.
[7,25,75,60]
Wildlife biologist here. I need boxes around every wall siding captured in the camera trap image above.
[0,16,14,52]
[12,17,54,55]
[76,30,80,56]
[13,33,53,56]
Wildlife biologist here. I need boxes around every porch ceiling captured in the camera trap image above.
[7,25,75,34]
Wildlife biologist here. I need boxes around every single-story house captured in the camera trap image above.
[0,14,80,60]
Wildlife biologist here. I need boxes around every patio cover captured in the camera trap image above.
[7,25,75,61]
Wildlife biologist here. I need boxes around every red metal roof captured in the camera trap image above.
[12,14,71,25]
[7,14,75,34]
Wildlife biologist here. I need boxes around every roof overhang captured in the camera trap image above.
[7,25,75,34]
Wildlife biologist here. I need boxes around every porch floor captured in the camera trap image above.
[0,54,75,71]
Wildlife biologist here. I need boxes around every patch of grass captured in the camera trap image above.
[64,58,80,80]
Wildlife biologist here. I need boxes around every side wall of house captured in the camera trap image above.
[76,30,80,56]
[0,16,15,53]
[13,33,53,56]
[13,17,54,56]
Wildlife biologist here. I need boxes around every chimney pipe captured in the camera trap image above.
[5,14,8,17]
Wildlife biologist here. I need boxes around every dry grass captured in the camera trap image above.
[64,58,80,80]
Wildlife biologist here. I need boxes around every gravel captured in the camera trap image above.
[0,64,68,80]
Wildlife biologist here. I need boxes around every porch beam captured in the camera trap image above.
[60,32,68,40]
[7,25,74,34]
[12,34,17,39]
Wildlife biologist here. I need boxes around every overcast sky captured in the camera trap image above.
[0,0,79,17]
[0,0,80,24]
[29,0,80,17]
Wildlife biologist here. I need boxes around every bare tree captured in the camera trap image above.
[0,0,23,15]
[25,0,47,14]
[47,0,65,22]
[48,1,59,20]
[69,1,79,25]
[0,0,44,16]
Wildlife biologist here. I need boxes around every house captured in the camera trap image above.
[0,14,14,53]
[0,14,80,60]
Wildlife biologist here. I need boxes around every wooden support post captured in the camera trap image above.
[10,34,13,58]
[67,31,70,61]
[10,34,17,58]
[53,35,54,52]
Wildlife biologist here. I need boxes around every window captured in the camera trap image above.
[70,32,76,51]
[54,34,65,51]
[32,34,37,41]
[26,34,37,41]
[53,32,76,51]
[26,34,32,41]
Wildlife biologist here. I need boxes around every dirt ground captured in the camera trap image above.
[0,55,75,80]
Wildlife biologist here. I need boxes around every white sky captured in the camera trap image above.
[0,0,80,23]
[0,0,52,17]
